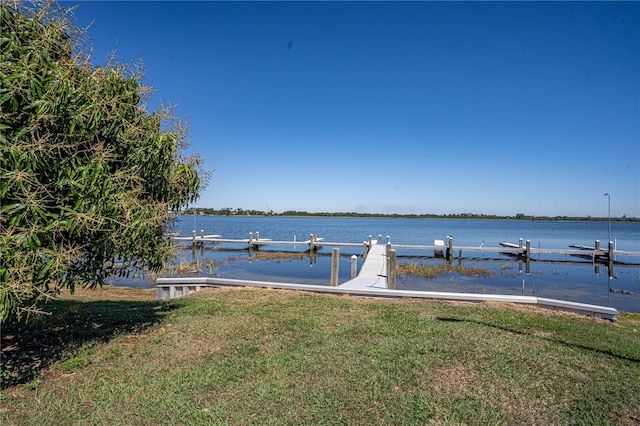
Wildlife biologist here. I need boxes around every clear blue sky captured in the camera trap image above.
[70,1,639,217]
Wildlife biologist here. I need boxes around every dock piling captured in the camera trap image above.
[608,241,614,278]
[331,248,339,286]
[388,249,396,289]
[351,255,357,278]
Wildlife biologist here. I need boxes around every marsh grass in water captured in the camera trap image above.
[2,286,640,425]
[169,251,309,276]
[172,253,495,278]
[398,261,494,279]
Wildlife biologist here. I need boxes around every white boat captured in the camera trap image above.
[499,242,525,257]
[569,244,608,261]
[569,244,597,251]
[499,242,521,249]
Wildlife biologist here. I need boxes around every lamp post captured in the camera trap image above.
[603,192,611,243]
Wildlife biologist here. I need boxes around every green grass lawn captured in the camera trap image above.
[1,286,639,425]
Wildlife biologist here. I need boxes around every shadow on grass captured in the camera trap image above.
[436,316,640,363]
[1,298,174,389]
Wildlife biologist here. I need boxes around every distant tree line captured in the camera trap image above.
[181,208,638,222]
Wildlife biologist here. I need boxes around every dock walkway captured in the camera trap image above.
[339,243,387,289]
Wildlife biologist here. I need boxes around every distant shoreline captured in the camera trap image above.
[179,209,639,222]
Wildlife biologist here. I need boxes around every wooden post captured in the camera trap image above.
[200,229,204,238]
[248,232,253,252]
[192,230,196,249]
[386,235,390,245]
[446,236,453,262]
[388,249,396,290]
[363,242,368,260]
[386,240,392,281]
[608,241,614,278]
[378,234,382,244]
[519,238,523,249]
[331,248,339,286]
[595,240,600,251]
[525,240,531,274]
[351,255,357,278]
[445,236,449,259]
[309,234,314,252]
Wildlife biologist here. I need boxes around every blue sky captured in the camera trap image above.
[70,1,639,217]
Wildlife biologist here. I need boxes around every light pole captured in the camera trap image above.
[603,192,611,243]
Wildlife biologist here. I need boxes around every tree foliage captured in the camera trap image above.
[0,1,205,321]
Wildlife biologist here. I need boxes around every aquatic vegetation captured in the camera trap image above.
[251,251,307,261]
[397,262,494,279]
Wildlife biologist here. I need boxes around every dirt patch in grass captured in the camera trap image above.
[619,312,640,327]
[622,404,640,425]
[57,286,157,302]
[431,364,477,396]
[481,300,616,324]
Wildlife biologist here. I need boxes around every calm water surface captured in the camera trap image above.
[116,216,640,313]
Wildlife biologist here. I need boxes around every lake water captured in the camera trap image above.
[116,215,640,313]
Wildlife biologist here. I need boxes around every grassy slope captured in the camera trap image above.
[1,287,639,425]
